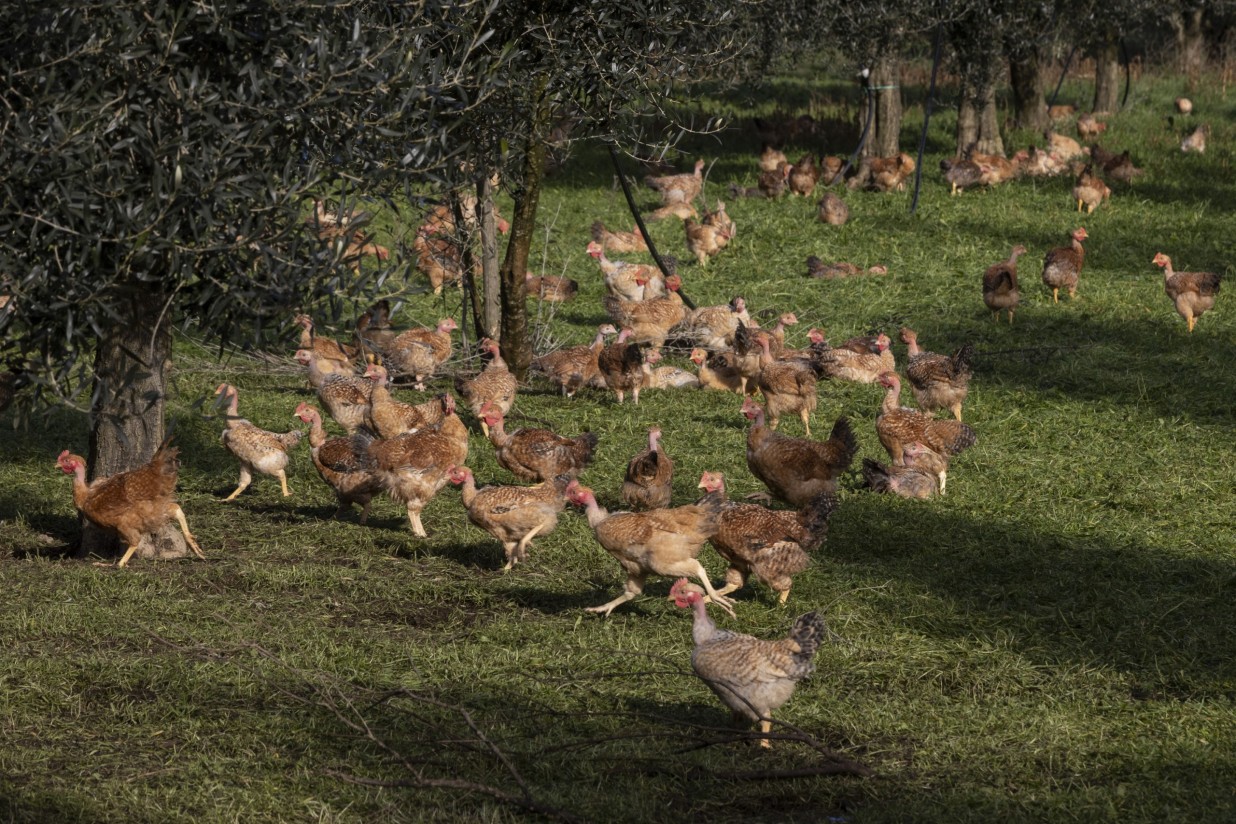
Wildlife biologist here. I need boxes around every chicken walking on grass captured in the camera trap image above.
[215,383,302,500]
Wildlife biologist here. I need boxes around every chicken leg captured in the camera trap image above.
[224,466,253,501]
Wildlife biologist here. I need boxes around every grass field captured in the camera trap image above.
[2,65,1235,823]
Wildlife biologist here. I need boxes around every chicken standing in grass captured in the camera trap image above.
[1152,253,1222,333]
[875,372,975,494]
[899,329,973,421]
[295,403,384,524]
[983,245,1025,323]
[215,383,302,500]
[1042,227,1087,303]
[670,578,827,748]
[448,466,570,570]
[622,426,674,510]
[743,397,857,507]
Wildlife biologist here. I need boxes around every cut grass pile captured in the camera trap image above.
[1,67,1234,823]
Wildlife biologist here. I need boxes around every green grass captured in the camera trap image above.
[3,66,1236,823]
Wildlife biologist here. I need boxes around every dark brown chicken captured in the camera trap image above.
[57,440,204,568]
[983,245,1026,323]
[481,404,599,482]
[899,329,973,421]
[597,329,650,405]
[621,427,674,510]
[295,402,384,523]
[1152,253,1222,333]
[754,333,818,435]
[1042,227,1088,303]
[788,153,819,197]
[875,372,975,494]
[816,192,849,225]
[743,397,858,507]
[364,365,445,438]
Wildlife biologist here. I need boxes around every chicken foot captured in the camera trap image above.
[223,466,253,501]
[113,505,204,568]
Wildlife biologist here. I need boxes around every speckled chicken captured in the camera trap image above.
[412,228,468,294]
[875,372,975,494]
[758,144,788,173]
[681,297,750,351]
[591,221,649,254]
[294,314,355,375]
[588,240,665,301]
[363,364,445,438]
[1042,227,1088,303]
[983,245,1025,323]
[754,334,818,436]
[684,217,731,266]
[448,466,570,570]
[215,383,302,500]
[702,200,735,246]
[690,348,749,394]
[455,338,517,437]
[622,427,674,510]
[57,440,204,568]
[1072,165,1110,214]
[295,402,384,523]
[379,318,457,389]
[295,349,372,433]
[567,482,733,617]
[670,579,827,748]
[481,404,599,482]
[816,332,895,383]
[743,398,858,507]
[602,275,687,350]
[817,192,849,225]
[645,158,706,205]
[696,472,836,605]
[1152,253,1222,333]
[861,444,947,499]
[899,329,973,421]
[1181,123,1208,153]
[596,329,649,405]
[359,394,468,537]
[525,272,579,303]
[531,324,616,397]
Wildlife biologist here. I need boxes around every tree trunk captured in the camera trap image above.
[1009,49,1048,132]
[498,79,550,381]
[957,78,1004,157]
[79,287,187,562]
[1171,7,1207,85]
[860,55,903,158]
[477,174,501,341]
[1092,36,1121,114]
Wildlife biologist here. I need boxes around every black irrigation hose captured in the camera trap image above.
[910,26,944,216]
[1048,44,1078,109]
[608,143,696,311]
[1121,38,1132,110]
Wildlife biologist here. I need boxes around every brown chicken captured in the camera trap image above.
[602,275,687,350]
[448,466,570,570]
[1076,112,1107,139]
[596,329,649,405]
[970,151,1019,186]
[1013,145,1068,178]
[295,349,372,433]
[360,394,468,537]
[57,440,204,568]
[293,314,355,375]
[591,221,649,255]
[690,348,749,394]
[702,200,736,246]
[758,162,791,198]
[1045,131,1084,159]
[681,297,749,352]
[354,302,399,355]
[754,334,818,436]
[983,245,1025,324]
[588,240,665,301]
[645,201,699,222]
[867,152,916,192]
[819,155,845,185]
[696,471,836,605]
[1103,150,1143,184]
[525,272,580,303]
[645,158,706,205]
[647,363,699,390]
[1175,97,1193,115]
[817,192,849,225]
[816,332,895,383]
[1072,164,1110,214]
[379,318,457,389]
[684,217,731,267]
[875,372,976,494]
[363,364,444,438]
[1152,253,1222,333]
[899,329,973,421]
[743,397,858,507]
[670,579,827,748]
[622,427,674,510]
[567,481,733,617]
[481,404,599,482]
[412,228,468,295]
[295,402,384,523]
[1042,227,1088,303]
[531,324,617,397]
[758,144,788,173]
[861,443,947,499]
[788,153,819,197]
[1181,123,1208,153]
[455,338,517,437]
[215,383,302,500]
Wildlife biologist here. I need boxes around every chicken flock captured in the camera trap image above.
[56,98,1223,749]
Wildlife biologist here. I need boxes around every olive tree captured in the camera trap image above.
[0,0,509,558]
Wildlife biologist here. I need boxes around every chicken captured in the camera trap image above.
[525,272,580,303]
[305,200,390,272]
[816,332,895,384]
[899,329,973,421]
[481,404,598,482]
[645,201,698,222]
[742,397,858,507]
[531,324,616,397]
[806,257,888,279]
[566,482,733,617]
[294,402,384,523]
[690,348,748,394]
[295,349,372,433]
[1072,164,1110,214]
[1048,104,1077,120]
[670,578,826,748]
[759,312,799,357]
[758,144,788,173]
[591,221,649,255]
[817,192,849,226]
[602,275,688,350]
[448,466,570,570]
[858,152,916,192]
[644,158,706,205]
[941,157,982,195]
[648,364,700,389]
[293,314,355,375]
[596,329,647,405]
[754,333,818,436]
[1076,112,1107,139]
[758,162,791,198]
[1175,97,1193,115]
[695,471,836,605]
[587,240,665,301]
[363,364,444,438]
[1045,131,1084,159]
[680,297,750,352]
[454,338,517,437]
[702,200,735,247]
[1152,253,1222,333]
[1103,150,1143,185]
[57,440,204,568]
[875,372,976,494]
[969,151,1019,186]
[1013,145,1068,178]
[684,217,731,267]
[622,426,674,510]
[861,443,945,499]
[379,318,457,389]
[787,153,819,197]
[1181,123,1208,153]
[983,245,1025,324]
[360,394,468,537]
[214,383,302,500]
[412,228,468,294]
[1041,227,1088,303]
[354,302,400,355]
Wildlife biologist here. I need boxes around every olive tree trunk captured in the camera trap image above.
[477,174,501,341]
[79,287,188,562]
[1092,37,1121,114]
[1009,49,1048,132]
[860,56,903,158]
[1170,6,1207,85]
[957,79,1005,157]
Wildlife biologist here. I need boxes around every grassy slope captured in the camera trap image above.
[1,67,1235,823]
